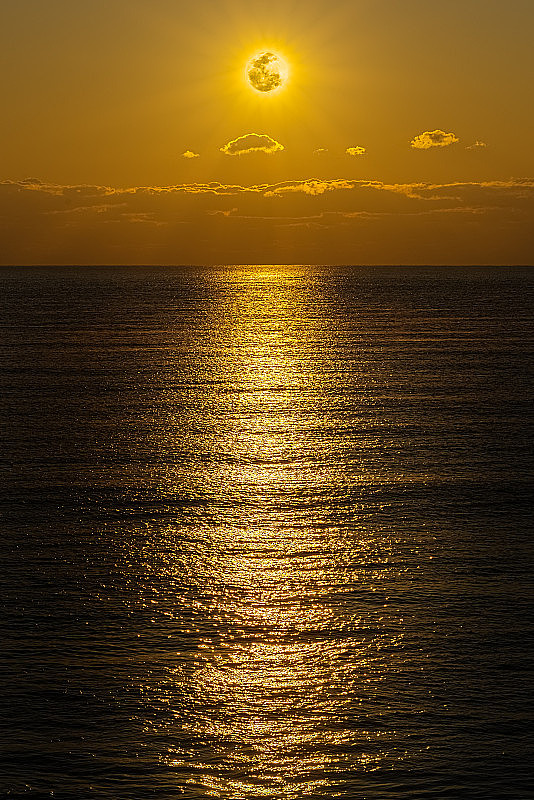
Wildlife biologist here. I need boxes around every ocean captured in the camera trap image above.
[1,265,533,799]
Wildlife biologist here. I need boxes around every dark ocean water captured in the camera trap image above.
[1,265,533,800]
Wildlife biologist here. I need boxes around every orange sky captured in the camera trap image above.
[1,0,533,264]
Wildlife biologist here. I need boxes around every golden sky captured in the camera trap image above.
[1,0,533,264]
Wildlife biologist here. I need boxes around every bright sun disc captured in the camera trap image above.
[246,52,289,93]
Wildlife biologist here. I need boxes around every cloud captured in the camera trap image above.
[466,141,487,150]
[206,207,238,217]
[410,130,459,149]
[346,146,366,156]
[264,179,355,197]
[313,148,328,155]
[182,150,200,159]
[46,202,128,216]
[132,181,266,196]
[121,212,166,225]
[4,178,533,204]
[1,179,112,198]
[2,178,533,265]
[220,133,284,156]
[340,206,494,219]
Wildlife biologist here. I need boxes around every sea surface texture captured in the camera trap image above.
[1,265,533,800]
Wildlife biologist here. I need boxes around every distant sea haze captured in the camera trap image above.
[1,265,533,800]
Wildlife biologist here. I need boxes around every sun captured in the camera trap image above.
[246,51,289,93]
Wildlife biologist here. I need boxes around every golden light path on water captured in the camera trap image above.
[132,266,413,799]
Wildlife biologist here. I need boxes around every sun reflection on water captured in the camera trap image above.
[135,266,406,798]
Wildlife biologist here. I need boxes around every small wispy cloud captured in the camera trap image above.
[121,212,166,226]
[466,141,487,150]
[206,207,238,217]
[182,150,200,159]
[410,130,459,149]
[220,133,284,156]
[346,146,366,156]
[313,148,328,155]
